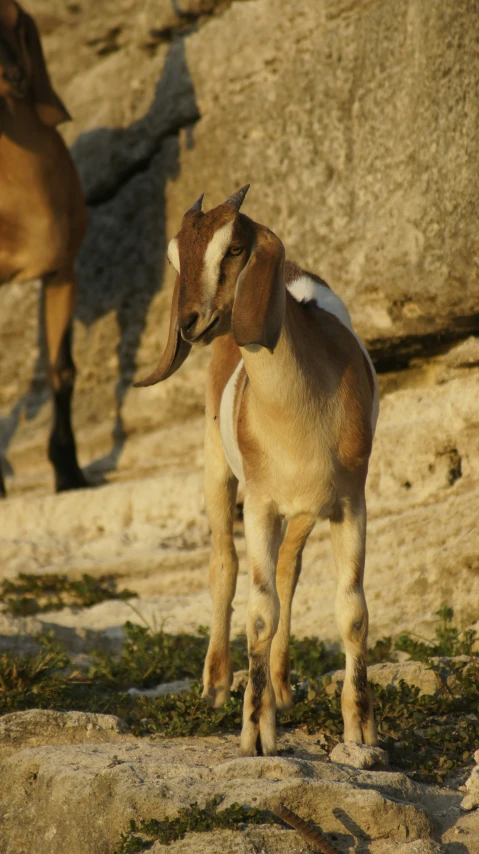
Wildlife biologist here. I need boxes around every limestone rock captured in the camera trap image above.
[2,0,479,483]
[176,0,479,351]
[0,733,434,854]
[0,709,128,760]
[330,742,389,771]
[461,765,479,812]
[327,658,473,698]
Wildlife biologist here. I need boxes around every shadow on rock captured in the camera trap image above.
[73,36,199,474]
[332,807,372,853]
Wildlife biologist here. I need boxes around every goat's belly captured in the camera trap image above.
[278,483,335,514]
[246,449,337,519]
[0,210,67,281]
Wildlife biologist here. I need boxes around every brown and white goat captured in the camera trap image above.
[137,185,379,756]
[0,0,87,495]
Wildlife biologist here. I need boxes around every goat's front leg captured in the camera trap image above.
[270,514,315,709]
[202,421,239,707]
[241,497,282,757]
[330,493,377,745]
[42,269,87,492]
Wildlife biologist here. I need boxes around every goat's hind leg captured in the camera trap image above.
[330,493,377,745]
[42,269,87,492]
[202,420,239,707]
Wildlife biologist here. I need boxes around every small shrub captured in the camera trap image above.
[0,572,136,617]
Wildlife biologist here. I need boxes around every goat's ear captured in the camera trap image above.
[134,276,192,387]
[232,225,285,352]
[21,11,71,126]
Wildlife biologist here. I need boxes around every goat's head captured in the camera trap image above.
[136,186,285,387]
[0,0,70,125]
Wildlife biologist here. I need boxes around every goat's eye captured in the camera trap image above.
[228,246,243,257]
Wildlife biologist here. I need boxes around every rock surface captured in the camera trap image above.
[1,1,479,852]
[329,742,389,771]
[0,709,129,760]
[0,713,474,854]
[461,751,479,813]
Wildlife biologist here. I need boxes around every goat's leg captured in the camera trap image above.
[42,269,87,492]
[202,421,239,707]
[330,493,377,745]
[270,514,315,709]
[241,497,282,757]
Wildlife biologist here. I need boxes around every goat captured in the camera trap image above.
[0,0,87,495]
[136,185,379,756]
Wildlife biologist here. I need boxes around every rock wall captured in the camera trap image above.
[0,0,478,651]
[1,0,479,480]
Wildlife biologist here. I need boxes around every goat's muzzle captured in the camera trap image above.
[179,312,220,344]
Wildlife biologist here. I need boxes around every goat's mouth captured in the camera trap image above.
[183,315,220,345]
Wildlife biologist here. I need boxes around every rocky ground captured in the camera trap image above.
[1,0,479,852]
[0,707,478,854]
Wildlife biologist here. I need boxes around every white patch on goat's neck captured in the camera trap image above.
[287,274,379,434]
[220,359,245,483]
[287,276,353,329]
[202,221,234,298]
[168,237,180,272]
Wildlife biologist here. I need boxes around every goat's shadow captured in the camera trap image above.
[0,35,199,483]
[331,791,470,852]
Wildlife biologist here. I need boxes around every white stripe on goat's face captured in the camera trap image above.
[202,220,234,299]
[167,237,180,273]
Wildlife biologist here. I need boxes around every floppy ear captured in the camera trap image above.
[134,276,192,387]
[232,224,285,352]
[20,11,71,126]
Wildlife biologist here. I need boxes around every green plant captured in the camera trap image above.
[395,607,477,661]
[114,796,278,853]
[0,632,72,711]
[289,635,345,679]
[0,572,136,617]
[0,611,477,785]
[88,622,210,689]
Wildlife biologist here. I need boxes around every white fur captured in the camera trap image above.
[203,221,234,299]
[220,359,245,482]
[168,237,180,273]
[287,275,379,433]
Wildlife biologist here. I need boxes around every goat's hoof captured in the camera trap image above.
[239,735,277,757]
[343,718,377,747]
[55,468,90,492]
[202,684,230,708]
[272,682,293,710]
[240,723,277,757]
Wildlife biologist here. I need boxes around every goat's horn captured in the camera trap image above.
[186,192,204,214]
[134,276,191,387]
[224,184,250,210]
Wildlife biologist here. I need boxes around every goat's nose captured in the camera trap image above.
[179,312,199,334]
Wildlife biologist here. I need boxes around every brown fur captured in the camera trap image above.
[135,276,192,387]
[231,223,285,351]
[206,334,241,420]
[0,1,87,494]
[137,188,378,754]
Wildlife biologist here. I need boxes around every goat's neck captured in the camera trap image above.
[239,290,332,419]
